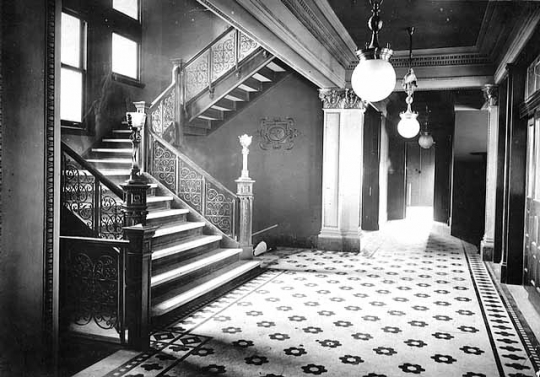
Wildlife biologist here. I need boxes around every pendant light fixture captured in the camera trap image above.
[397,27,420,139]
[351,0,396,103]
[418,105,434,149]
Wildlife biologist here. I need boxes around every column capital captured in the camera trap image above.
[482,84,498,108]
[319,88,367,110]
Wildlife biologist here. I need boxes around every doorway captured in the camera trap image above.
[406,142,435,223]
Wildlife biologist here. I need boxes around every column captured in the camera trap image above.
[236,134,255,259]
[480,85,498,261]
[318,89,366,252]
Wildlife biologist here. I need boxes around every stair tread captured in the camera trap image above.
[91,148,132,153]
[153,234,222,261]
[78,169,130,175]
[147,195,174,203]
[152,260,261,317]
[112,129,132,133]
[87,158,132,163]
[153,221,205,238]
[147,208,189,220]
[151,248,242,287]
[102,139,132,143]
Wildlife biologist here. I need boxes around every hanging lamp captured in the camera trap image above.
[351,0,396,102]
[418,105,434,149]
[397,27,420,139]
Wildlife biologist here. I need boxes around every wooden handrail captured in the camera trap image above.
[61,141,124,198]
[149,130,238,199]
[60,235,130,247]
[150,66,179,109]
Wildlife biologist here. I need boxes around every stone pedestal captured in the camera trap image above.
[317,89,366,252]
[480,85,498,261]
[236,178,255,259]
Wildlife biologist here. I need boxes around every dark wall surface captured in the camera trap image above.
[184,73,324,248]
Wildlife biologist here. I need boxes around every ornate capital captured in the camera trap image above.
[319,88,367,110]
[482,84,498,108]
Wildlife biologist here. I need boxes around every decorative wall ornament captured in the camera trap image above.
[348,52,491,70]
[319,88,367,110]
[258,117,299,150]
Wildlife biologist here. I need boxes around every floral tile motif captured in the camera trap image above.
[100,223,537,377]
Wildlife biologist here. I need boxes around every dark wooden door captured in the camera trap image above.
[362,108,381,230]
[406,143,435,207]
[524,110,540,311]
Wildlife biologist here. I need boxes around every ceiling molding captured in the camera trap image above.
[494,6,540,84]
[280,0,357,67]
[196,0,346,88]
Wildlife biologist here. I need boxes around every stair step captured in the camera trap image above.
[254,67,275,81]
[147,195,174,210]
[152,248,242,288]
[154,222,205,238]
[146,208,189,226]
[102,138,132,144]
[153,234,222,261]
[226,88,249,102]
[239,77,262,92]
[151,260,261,317]
[213,98,236,111]
[87,158,132,164]
[91,148,132,154]
[267,61,286,72]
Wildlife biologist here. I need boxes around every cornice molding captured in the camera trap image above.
[319,88,367,110]
[280,0,356,67]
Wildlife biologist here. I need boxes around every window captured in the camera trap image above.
[61,12,86,125]
[113,0,139,20]
[112,33,139,80]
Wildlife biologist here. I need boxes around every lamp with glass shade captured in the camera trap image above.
[397,27,420,139]
[418,105,434,149]
[351,0,396,103]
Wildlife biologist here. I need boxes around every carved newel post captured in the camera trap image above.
[121,110,155,350]
[236,134,255,259]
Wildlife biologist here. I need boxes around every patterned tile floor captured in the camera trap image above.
[81,221,540,377]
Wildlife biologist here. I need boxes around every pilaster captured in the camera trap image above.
[480,85,498,261]
[318,89,367,252]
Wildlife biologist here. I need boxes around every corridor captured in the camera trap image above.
[76,220,540,377]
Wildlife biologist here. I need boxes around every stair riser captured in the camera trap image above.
[146,213,188,227]
[151,265,263,325]
[147,200,172,211]
[152,239,223,274]
[151,253,241,299]
[89,161,132,170]
[152,227,204,248]
[89,151,132,159]
[111,131,132,139]
[102,141,132,148]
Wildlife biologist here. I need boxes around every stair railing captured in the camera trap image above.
[146,130,239,239]
[61,142,125,239]
[146,26,261,147]
[61,141,155,350]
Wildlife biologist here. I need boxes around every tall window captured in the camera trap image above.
[112,33,139,80]
[113,0,139,20]
[61,12,86,125]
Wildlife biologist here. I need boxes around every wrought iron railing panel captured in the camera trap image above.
[238,31,259,61]
[149,135,237,237]
[61,237,127,343]
[62,152,124,239]
[150,89,176,143]
[185,50,210,102]
[205,180,236,236]
[211,29,236,81]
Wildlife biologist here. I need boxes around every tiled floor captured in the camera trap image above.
[75,220,540,377]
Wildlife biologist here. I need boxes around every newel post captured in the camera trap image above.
[236,134,255,259]
[123,224,156,350]
[132,101,149,173]
[172,58,185,148]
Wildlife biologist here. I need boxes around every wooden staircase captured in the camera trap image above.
[81,130,262,327]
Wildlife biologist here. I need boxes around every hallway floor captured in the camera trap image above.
[74,220,540,377]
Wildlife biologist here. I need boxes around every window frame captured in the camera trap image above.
[60,10,88,130]
[111,31,142,85]
[112,0,141,21]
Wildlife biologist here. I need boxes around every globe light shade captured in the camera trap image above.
[418,132,434,149]
[397,111,420,138]
[351,59,396,102]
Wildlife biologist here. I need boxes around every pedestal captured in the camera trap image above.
[236,177,255,259]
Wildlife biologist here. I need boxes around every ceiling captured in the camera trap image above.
[327,0,489,52]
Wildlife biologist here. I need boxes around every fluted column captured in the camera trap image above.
[481,85,498,261]
[318,89,367,252]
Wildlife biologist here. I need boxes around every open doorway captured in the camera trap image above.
[406,142,435,223]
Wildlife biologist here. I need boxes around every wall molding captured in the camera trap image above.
[319,88,367,110]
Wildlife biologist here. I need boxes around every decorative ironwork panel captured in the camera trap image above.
[62,156,95,230]
[152,141,177,192]
[185,50,209,102]
[163,90,175,129]
[99,184,124,240]
[64,244,120,331]
[258,117,299,150]
[211,29,236,81]
[151,102,163,138]
[205,181,234,236]
[178,159,203,213]
[238,31,259,61]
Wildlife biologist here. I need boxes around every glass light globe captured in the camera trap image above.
[418,133,434,149]
[397,112,420,138]
[351,59,396,102]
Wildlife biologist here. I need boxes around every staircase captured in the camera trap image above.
[77,130,262,327]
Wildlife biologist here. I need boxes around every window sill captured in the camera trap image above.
[112,72,145,88]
